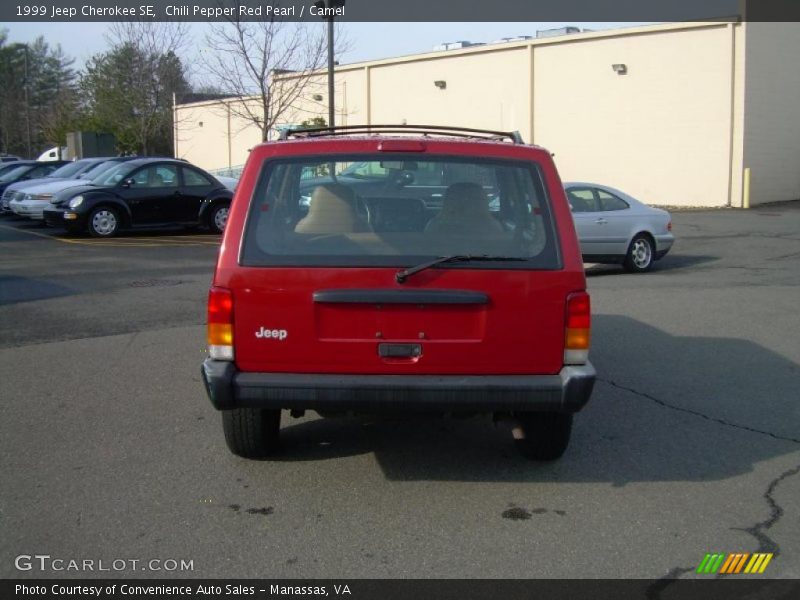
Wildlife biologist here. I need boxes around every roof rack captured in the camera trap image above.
[279,124,525,144]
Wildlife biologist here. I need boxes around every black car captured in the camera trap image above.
[0,161,69,200]
[43,158,233,237]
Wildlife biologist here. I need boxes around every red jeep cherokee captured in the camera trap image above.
[201,125,595,460]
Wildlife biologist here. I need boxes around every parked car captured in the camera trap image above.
[0,160,36,178]
[0,154,21,163]
[7,157,138,220]
[296,158,504,211]
[0,161,68,210]
[216,175,239,192]
[200,124,595,461]
[43,158,233,236]
[564,182,674,272]
[3,158,102,215]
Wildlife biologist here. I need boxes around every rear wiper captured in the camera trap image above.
[396,254,527,284]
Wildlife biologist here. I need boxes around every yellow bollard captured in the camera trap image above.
[743,167,751,209]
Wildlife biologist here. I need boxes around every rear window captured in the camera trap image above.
[240,154,561,269]
[50,161,86,178]
[0,165,31,182]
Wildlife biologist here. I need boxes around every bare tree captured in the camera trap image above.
[108,21,189,58]
[201,3,344,141]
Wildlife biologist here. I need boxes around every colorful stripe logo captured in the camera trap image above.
[696,552,773,574]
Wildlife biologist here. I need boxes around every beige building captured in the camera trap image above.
[174,21,800,208]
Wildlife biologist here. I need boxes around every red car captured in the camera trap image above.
[201,125,595,460]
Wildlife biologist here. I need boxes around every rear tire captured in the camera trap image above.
[623,234,654,273]
[514,412,573,460]
[222,408,281,458]
[208,202,230,234]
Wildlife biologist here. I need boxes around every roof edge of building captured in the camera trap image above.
[175,19,742,107]
[277,19,741,80]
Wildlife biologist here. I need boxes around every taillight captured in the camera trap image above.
[667,221,672,232]
[208,286,234,361]
[565,291,591,365]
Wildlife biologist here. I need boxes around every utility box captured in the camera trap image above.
[66,132,117,159]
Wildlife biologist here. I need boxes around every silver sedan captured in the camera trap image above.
[564,182,675,273]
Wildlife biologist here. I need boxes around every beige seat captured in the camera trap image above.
[425,182,503,235]
[144,170,166,188]
[294,184,370,234]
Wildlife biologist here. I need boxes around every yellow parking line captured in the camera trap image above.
[112,236,218,243]
[103,238,219,245]
[54,239,169,247]
[72,240,216,247]
[72,235,221,246]
[0,223,220,247]
[164,237,221,242]
[0,223,85,244]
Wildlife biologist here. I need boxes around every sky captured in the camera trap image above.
[1,21,652,80]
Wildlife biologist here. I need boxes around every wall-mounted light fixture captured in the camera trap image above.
[612,63,627,75]
[434,80,447,89]
[312,94,323,101]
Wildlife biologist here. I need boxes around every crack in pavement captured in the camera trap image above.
[732,462,800,556]
[647,464,800,596]
[645,567,695,599]
[770,251,800,261]
[603,378,800,591]
[598,378,800,444]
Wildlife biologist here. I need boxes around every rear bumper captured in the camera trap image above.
[655,233,674,259]
[201,360,596,414]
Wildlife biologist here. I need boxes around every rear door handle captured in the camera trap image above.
[595,218,608,224]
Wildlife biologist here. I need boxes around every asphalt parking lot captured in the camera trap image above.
[0,205,798,581]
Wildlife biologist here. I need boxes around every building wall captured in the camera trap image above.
[174,100,231,170]
[533,23,739,208]
[174,22,768,208]
[174,98,263,171]
[279,67,370,127]
[367,48,531,137]
[743,22,800,205]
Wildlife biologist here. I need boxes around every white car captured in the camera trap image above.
[564,182,674,272]
[8,160,126,220]
[10,178,94,219]
[216,175,239,192]
[3,159,107,214]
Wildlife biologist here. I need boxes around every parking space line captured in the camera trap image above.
[63,239,220,247]
[100,236,220,244]
[0,223,84,244]
[0,223,220,247]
